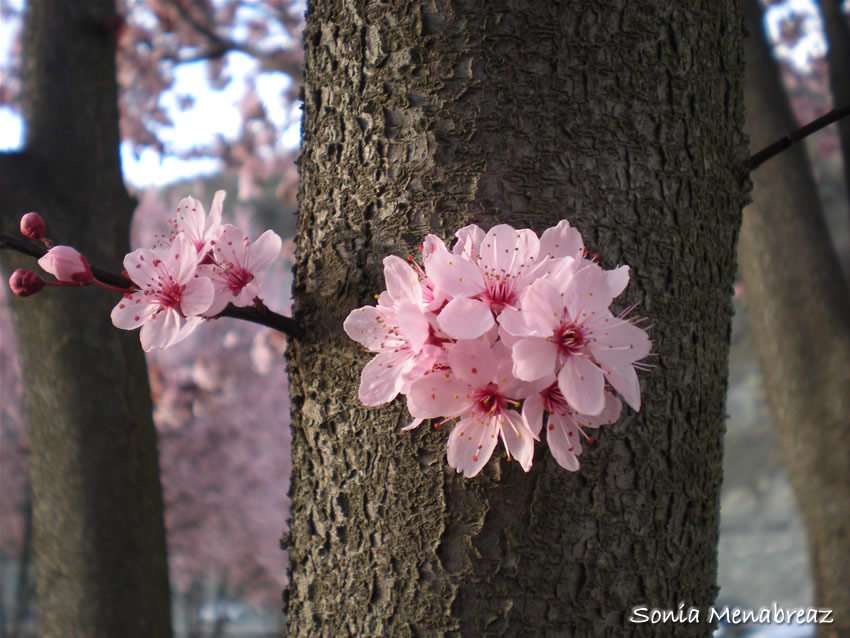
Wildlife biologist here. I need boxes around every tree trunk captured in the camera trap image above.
[0,1,172,636]
[287,1,746,635]
[739,2,850,635]
[817,0,850,216]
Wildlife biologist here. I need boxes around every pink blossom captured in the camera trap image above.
[524,383,622,471]
[171,191,225,254]
[37,246,94,283]
[407,339,542,477]
[344,256,442,406]
[500,265,651,414]
[200,224,283,316]
[424,224,570,339]
[111,234,214,351]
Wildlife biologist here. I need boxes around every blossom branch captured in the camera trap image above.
[0,231,299,339]
[748,103,850,172]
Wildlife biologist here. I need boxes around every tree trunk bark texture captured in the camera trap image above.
[288,1,746,636]
[740,2,850,635]
[0,1,172,636]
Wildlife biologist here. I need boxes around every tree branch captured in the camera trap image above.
[0,233,300,339]
[164,0,302,78]
[747,103,850,172]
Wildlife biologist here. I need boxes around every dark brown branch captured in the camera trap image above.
[747,103,850,172]
[0,233,300,339]
[164,0,302,78]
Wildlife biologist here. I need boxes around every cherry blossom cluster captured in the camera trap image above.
[111,191,281,351]
[8,192,283,352]
[344,222,652,478]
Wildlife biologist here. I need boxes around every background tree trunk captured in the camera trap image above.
[287,1,746,635]
[0,1,172,636]
[739,1,850,635]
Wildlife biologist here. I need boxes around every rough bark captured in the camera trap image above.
[0,1,172,636]
[740,2,850,635]
[287,1,746,636]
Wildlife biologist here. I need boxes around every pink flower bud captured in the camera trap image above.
[20,212,47,240]
[9,269,45,297]
[37,246,94,284]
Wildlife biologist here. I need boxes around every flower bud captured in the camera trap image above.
[19,212,47,240]
[9,269,45,297]
[37,246,94,284]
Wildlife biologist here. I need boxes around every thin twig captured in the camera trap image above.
[747,103,850,172]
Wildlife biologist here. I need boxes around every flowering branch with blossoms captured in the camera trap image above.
[2,191,299,346]
[344,222,653,478]
[4,193,654,479]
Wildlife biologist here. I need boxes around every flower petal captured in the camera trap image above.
[511,337,557,382]
[602,364,642,412]
[517,278,563,336]
[447,338,497,387]
[343,306,395,351]
[522,393,545,438]
[590,318,652,367]
[436,297,494,340]
[499,410,536,472]
[139,308,181,351]
[358,350,409,406]
[539,219,584,259]
[407,371,471,419]
[576,391,623,428]
[546,412,582,471]
[180,276,214,317]
[383,255,422,305]
[453,224,485,258]
[111,294,154,330]
[246,229,283,273]
[447,415,500,478]
[558,355,605,416]
[424,249,485,298]
[396,302,430,352]
[563,262,615,319]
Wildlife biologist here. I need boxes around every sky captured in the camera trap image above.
[0,0,843,187]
